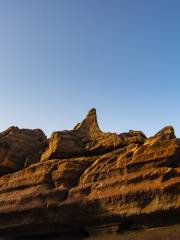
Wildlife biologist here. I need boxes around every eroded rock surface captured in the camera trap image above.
[0,109,179,238]
[0,127,47,176]
[41,108,146,161]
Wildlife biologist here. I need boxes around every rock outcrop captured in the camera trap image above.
[41,108,146,161]
[0,127,47,176]
[0,109,179,239]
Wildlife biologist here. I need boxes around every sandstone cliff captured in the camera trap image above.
[0,109,179,238]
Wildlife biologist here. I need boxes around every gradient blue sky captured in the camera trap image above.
[0,0,180,137]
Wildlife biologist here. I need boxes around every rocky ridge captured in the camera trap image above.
[0,109,179,238]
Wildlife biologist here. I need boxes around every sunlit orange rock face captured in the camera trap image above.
[0,109,179,238]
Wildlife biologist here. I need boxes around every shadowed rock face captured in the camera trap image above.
[0,109,179,238]
[0,127,47,176]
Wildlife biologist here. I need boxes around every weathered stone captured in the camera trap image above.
[41,109,146,161]
[0,109,179,238]
[0,127,47,176]
[144,125,175,146]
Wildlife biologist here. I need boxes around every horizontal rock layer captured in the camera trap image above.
[0,109,179,238]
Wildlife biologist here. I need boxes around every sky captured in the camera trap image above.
[0,0,180,137]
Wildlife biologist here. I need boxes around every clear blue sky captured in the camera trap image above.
[0,0,180,137]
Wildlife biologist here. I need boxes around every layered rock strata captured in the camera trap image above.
[0,109,179,238]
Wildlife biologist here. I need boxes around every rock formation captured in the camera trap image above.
[0,127,47,176]
[41,108,146,160]
[0,109,179,239]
